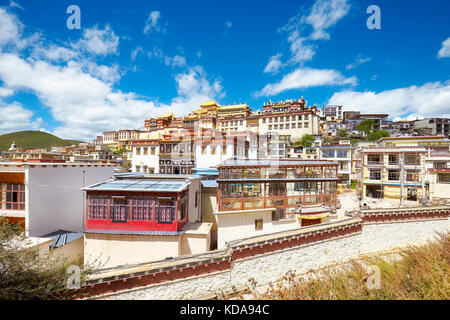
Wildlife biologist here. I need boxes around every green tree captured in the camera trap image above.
[338,129,348,138]
[357,119,375,136]
[299,134,314,147]
[368,130,390,141]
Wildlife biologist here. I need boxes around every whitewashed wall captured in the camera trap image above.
[27,166,114,237]
[98,218,449,300]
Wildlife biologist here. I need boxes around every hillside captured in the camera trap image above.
[0,131,83,151]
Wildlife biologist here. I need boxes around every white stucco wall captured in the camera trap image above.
[132,146,160,173]
[99,218,449,300]
[26,165,114,237]
[84,233,181,269]
[215,210,300,249]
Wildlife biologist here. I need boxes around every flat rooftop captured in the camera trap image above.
[114,172,200,180]
[84,178,190,193]
[0,162,116,167]
[218,159,339,167]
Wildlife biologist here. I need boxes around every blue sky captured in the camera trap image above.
[0,0,449,140]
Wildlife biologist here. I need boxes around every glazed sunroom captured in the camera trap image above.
[83,179,190,233]
[217,159,339,220]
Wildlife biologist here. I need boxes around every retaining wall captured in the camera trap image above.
[80,207,449,300]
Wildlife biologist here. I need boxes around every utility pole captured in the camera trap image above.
[420,153,426,205]
[400,154,404,206]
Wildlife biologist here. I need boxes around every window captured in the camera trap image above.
[136,147,141,155]
[304,122,309,128]
[434,162,447,169]
[151,147,156,155]
[157,197,175,224]
[369,169,381,180]
[111,197,129,222]
[405,154,420,165]
[336,150,348,158]
[406,170,419,182]
[0,183,25,211]
[195,191,199,208]
[211,146,216,155]
[222,145,227,154]
[143,147,148,155]
[243,183,262,198]
[367,154,381,164]
[388,170,400,181]
[255,219,263,231]
[388,154,398,165]
[322,149,335,158]
[220,183,242,198]
[438,173,450,183]
[178,194,187,221]
[131,197,153,221]
[202,146,206,155]
[298,123,302,128]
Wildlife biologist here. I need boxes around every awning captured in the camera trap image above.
[298,212,331,220]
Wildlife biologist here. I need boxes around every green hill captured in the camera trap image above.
[0,131,84,151]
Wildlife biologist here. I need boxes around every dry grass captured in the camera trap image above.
[243,232,449,300]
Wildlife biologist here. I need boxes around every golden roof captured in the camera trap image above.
[219,104,249,110]
[157,112,174,119]
[200,100,217,107]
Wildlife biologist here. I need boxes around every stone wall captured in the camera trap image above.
[96,218,448,300]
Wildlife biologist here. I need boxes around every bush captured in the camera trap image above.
[0,218,94,300]
[245,232,450,300]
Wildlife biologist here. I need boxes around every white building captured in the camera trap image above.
[320,140,353,183]
[0,162,115,237]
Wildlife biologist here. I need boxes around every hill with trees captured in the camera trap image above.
[0,131,83,151]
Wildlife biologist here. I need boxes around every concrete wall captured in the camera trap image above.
[99,218,449,300]
[84,233,181,269]
[26,165,114,237]
[180,233,210,256]
[215,210,300,249]
[51,237,84,264]
[429,173,450,201]
[187,178,201,223]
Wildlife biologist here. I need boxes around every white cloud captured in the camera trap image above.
[9,1,24,11]
[328,82,450,119]
[0,87,13,97]
[31,44,79,62]
[263,54,285,74]
[73,25,119,56]
[0,7,22,47]
[437,37,450,58]
[276,0,350,66]
[305,0,350,40]
[0,7,224,140]
[143,11,166,34]
[164,55,187,68]
[255,67,356,97]
[131,46,144,61]
[0,52,223,140]
[346,55,371,70]
[0,102,42,134]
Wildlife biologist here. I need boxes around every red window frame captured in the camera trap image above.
[0,183,25,211]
